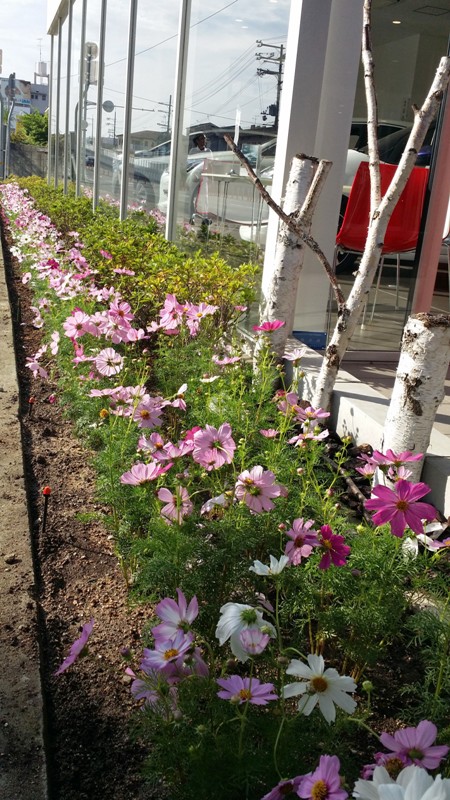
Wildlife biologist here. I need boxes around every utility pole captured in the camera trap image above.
[255,41,284,131]
[158,95,172,134]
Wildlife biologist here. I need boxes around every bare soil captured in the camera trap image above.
[1,228,154,799]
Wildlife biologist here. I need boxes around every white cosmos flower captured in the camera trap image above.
[215,602,276,663]
[249,555,289,576]
[353,765,450,800]
[282,653,357,724]
[402,521,447,559]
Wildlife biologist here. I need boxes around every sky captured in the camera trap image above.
[1,0,49,83]
[0,0,291,136]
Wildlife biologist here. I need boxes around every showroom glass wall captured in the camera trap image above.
[47,0,289,253]
[46,0,450,353]
[327,5,450,352]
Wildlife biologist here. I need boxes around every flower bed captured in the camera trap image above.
[1,180,450,800]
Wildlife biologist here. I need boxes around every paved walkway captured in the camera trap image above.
[0,246,48,799]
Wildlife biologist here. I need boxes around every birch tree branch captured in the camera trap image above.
[363,0,381,215]
[223,133,346,310]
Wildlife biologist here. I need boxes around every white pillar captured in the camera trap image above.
[263,0,364,347]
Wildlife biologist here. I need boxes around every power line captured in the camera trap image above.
[106,0,240,68]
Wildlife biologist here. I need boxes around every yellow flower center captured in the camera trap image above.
[238,689,252,701]
[385,757,407,779]
[164,648,179,660]
[311,780,329,800]
[141,410,150,419]
[396,500,409,511]
[311,676,328,693]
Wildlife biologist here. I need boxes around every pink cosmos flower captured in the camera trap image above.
[259,429,279,438]
[158,486,193,524]
[234,466,284,513]
[284,346,306,364]
[54,619,94,675]
[216,675,278,705]
[108,299,134,323]
[364,479,437,537]
[128,666,179,714]
[95,347,124,377]
[378,720,449,770]
[360,752,409,780]
[152,589,199,640]
[239,628,270,656]
[261,776,303,800]
[317,525,350,569]
[289,429,329,445]
[100,249,112,259]
[295,406,330,428]
[212,355,241,366]
[120,461,172,486]
[284,518,319,565]
[63,310,93,339]
[297,755,348,800]
[356,462,377,479]
[252,320,285,332]
[141,630,194,674]
[389,465,413,482]
[192,423,236,470]
[170,384,187,411]
[113,267,135,276]
[133,396,165,429]
[50,330,60,355]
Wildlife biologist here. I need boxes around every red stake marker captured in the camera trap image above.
[28,396,35,417]
[42,486,51,532]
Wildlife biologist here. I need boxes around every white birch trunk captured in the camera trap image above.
[381,313,450,483]
[258,155,331,359]
[311,54,450,411]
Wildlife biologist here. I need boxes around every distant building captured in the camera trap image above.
[30,83,48,115]
[0,77,32,129]
[116,130,164,151]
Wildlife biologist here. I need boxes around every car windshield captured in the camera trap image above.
[361,124,435,165]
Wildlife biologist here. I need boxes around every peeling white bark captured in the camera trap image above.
[381,314,450,482]
[312,53,450,411]
[259,155,331,359]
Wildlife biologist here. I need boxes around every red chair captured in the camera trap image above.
[335,161,429,321]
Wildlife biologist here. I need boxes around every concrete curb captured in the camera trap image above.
[0,243,48,799]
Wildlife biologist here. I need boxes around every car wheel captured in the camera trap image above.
[134,178,156,209]
[335,196,358,274]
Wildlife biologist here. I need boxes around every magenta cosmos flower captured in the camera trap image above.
[284,518,319,565]
[216,675,278,705]
[364,479,436,538]
[192,423,236,470]
[95,347,124,377]
[297,755,348,800]
[260,776,303,800]
[54,619,94,675]
[152,588,199,639]
[158,486,193,524]
[235,465,285,513]
[370,449,423,469]
[252,320,285,332]
[317,525,350,569]
[379,720,449,770]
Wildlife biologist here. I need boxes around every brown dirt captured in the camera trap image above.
[1,229,154,798]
